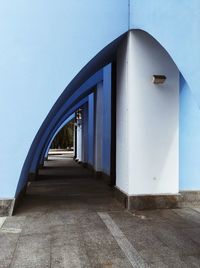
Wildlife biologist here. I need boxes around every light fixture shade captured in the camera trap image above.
[152,75,166,84]
[76,108,82,120]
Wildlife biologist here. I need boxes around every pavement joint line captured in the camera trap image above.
[191,207,200,214]
[98,212,148,268]
[0,217,7,228]
[0,227,22,234]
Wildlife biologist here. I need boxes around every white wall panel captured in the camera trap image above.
[116,30,179,195]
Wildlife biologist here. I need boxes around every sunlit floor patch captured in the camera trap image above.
[0,217,6,228]
[0,227,22,234]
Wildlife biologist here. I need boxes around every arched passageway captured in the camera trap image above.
[15,29,184,213]
[17,102,121,214]
[7,27,200,265]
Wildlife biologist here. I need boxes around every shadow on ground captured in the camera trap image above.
[1,153,200,267]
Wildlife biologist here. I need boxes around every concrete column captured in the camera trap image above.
[73,124,77,159]
[102,64,112,176]
[116,30,179,198]
[82,104,88,164]
[76,119,82,162]
[88,93,95,167]
[94,82,103,172]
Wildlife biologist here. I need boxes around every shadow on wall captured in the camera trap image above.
[180,74,200,190]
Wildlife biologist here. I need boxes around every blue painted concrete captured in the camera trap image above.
[88,93,95,166]
[0,1,128,198]
[29,71,103,172]
[131,0,200,190]
[180,75,200,190]
[1,1,200,198]
[131,0,200,106]
[102,65,112,175]
[40,97,89,165]
[16,70,103,196]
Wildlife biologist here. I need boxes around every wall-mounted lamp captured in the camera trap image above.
[152,75,166,84]
[76,108,82,127]
[76,109,82,120]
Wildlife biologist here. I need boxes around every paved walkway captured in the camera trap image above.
[1,154,200,267]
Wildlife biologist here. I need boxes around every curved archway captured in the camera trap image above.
[15,34,125,197]
[16,29,188,212]
[43,113,75,161]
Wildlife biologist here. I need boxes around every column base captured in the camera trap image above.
[128,194,181,210]
[114,187,182,210]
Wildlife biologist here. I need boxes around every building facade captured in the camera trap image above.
[0,0,200,215]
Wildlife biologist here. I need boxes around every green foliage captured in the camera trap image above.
[51,121,74,149]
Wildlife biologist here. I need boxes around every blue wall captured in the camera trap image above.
[131,0,200,106]
[16,71,103,197]
[0,1,128,198]
[131,0,200,191]
[1,1,200,198]
[180,75,200,190]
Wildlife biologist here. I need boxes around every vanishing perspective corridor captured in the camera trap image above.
[0,153,200,267]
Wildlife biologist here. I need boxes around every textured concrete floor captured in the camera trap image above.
[1,154,200,267]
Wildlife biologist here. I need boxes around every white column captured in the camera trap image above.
[82,104,88,163]
[76,119,82,162]
[116,30,179,195]
[73,123,76,158]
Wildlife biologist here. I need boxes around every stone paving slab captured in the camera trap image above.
[1,158,200,267]
[2,207,200,267]
[2,216,26,230]
[0,232,20,268]
[10,233,51,268]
